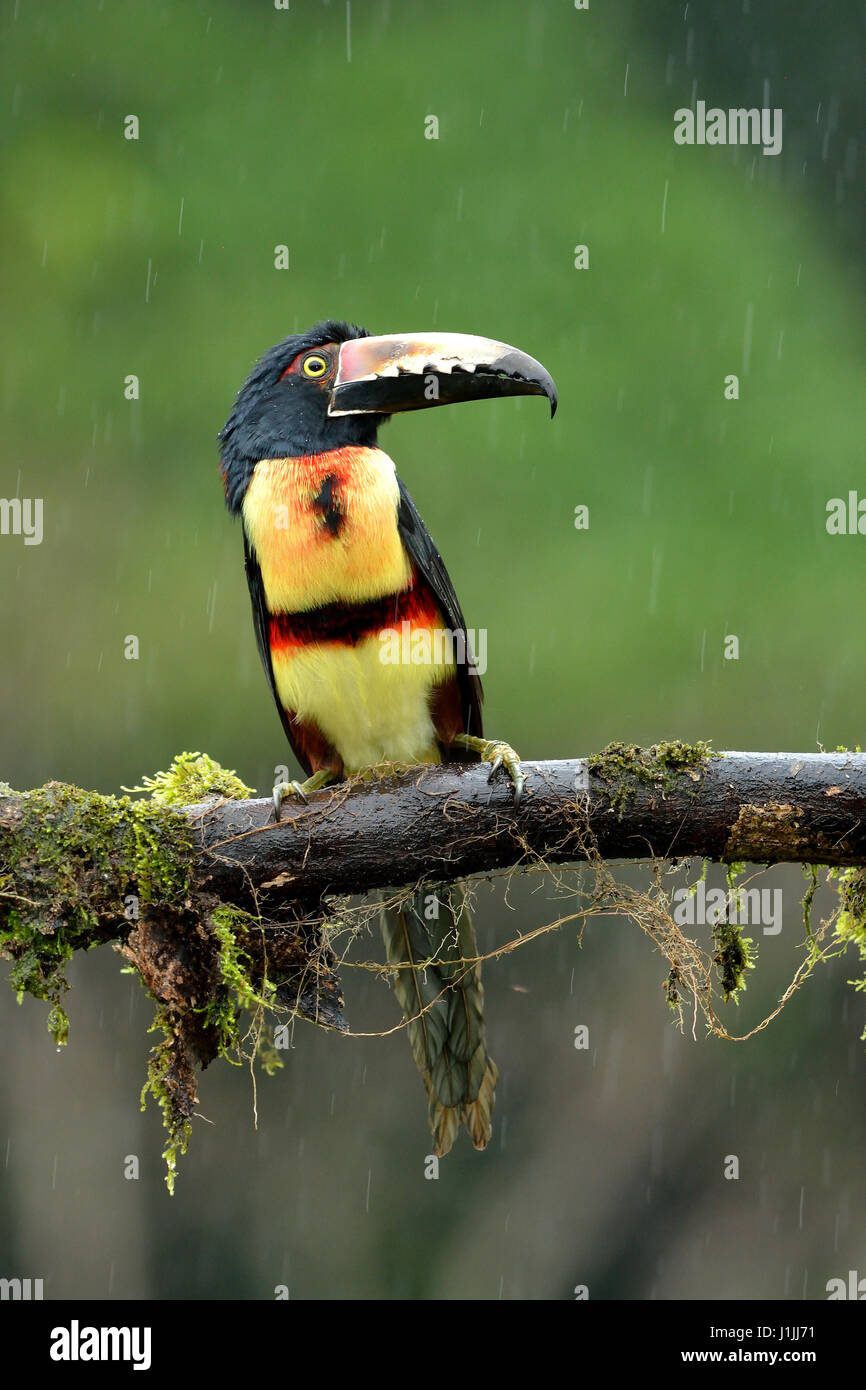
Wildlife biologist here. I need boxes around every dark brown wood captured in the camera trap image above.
[186,750,866,906]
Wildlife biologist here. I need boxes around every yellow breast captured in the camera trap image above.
[242,446,412,613]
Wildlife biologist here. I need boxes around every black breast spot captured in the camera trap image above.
[312,473,345,538]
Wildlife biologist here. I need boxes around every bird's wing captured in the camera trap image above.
[396,475,484,740]
[242,527,314,773]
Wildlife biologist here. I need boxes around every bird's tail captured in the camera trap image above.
[380,884,498,1156]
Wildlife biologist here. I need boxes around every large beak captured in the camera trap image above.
[328,332,557,419]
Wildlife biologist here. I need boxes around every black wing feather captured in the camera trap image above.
[242,528,313,773]
[396,475,483,739]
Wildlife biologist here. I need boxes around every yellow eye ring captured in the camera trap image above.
[302,353,328,378]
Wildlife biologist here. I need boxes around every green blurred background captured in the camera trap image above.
[1,0,864,1299]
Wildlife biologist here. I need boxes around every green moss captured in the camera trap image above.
[256,1035,285,1077]
[0,780,195,1042]
[834,867,866,1040]
[680,858,710,904]
[136,902,287,1189]
[123,751,255,806]
[0,755,257,1050]
[46,1004,69,1046]
[587,739,720,817]
[836,867,866,941]
[203,905,278,1061]
[139,1008,192,1198]
[663,966,682,1011]
[801,863,821,941]
[711,865,757,1002]
[712,918,755,1002]
[1,757,316,1191]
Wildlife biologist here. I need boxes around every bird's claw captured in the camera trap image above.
[490,748,527,807]
[272,779,309,821]
[452,734,526,806]
[272,770,335,821]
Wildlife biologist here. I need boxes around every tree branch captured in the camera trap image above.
[5,742,866,1189]
[189,747,866,907]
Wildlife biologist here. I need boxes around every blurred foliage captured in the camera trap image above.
[635,0,866,259]
[1,0,864,798]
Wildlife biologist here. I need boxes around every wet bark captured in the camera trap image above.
[186,750,866,908]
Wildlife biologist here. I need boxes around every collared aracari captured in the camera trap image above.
[218,321,556,1155]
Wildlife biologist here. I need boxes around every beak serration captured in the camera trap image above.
[330,332,557,418]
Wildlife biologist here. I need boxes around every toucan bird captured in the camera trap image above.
[219,321,556,1154]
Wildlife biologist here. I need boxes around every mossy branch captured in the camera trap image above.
[186,744,866,903]
[3,743,866,1189]
[0,754,345,1191]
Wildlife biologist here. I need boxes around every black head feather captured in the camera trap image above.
[219,320,381,513]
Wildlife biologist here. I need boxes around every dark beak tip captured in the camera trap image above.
[333,332,559,421]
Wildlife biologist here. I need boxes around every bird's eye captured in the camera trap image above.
[302,353,329,378]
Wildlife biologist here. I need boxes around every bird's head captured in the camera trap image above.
[219,318,557,512]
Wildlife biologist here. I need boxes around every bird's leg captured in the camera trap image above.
[450,734,526,806]
[273,769,334,820]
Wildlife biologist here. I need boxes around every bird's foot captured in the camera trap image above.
[451,734,526,806]
[273,770,333,821]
